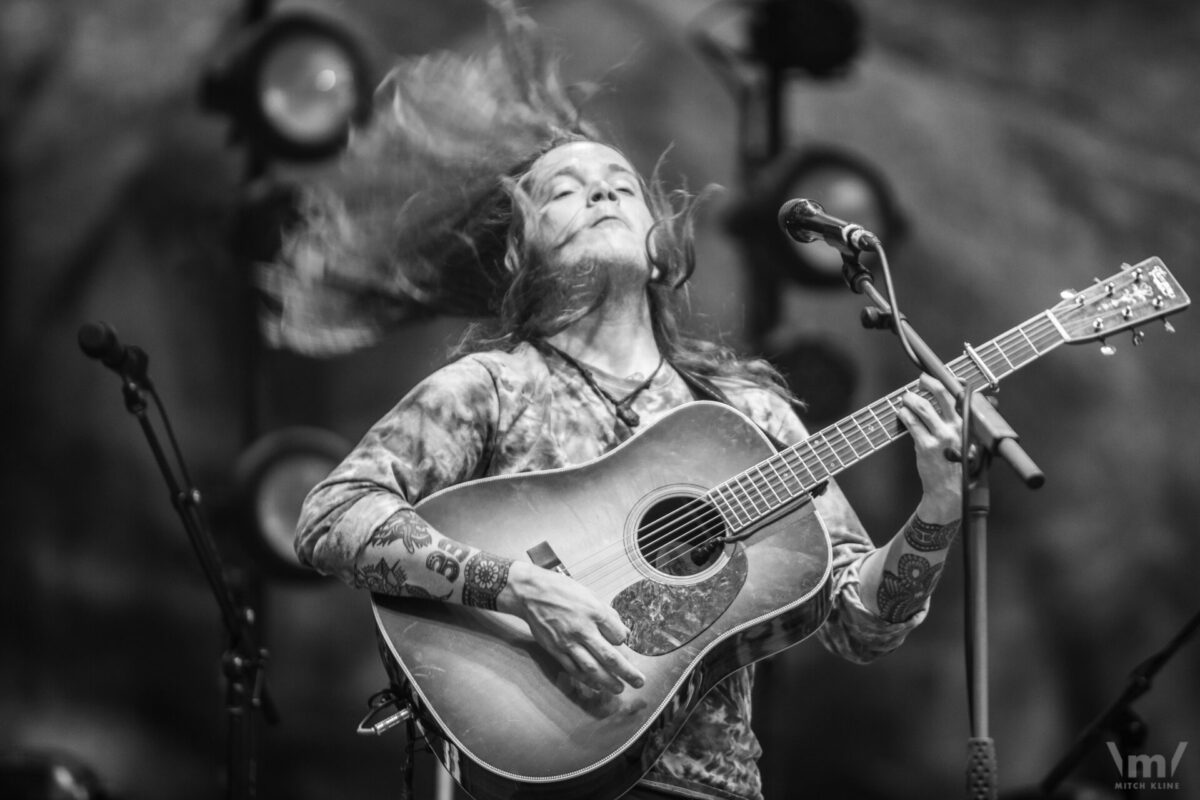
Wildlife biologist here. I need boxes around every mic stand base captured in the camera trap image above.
[967,737,998,800]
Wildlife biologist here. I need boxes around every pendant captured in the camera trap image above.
[615,404,640,428]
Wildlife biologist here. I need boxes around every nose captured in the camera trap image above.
[587,181,619,205]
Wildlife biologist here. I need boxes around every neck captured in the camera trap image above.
[546,290,661,379]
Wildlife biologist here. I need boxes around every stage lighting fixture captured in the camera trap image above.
[748,0,863,79]
[202,12,373,162]
[728,146,907,287]
[234,426,350,581]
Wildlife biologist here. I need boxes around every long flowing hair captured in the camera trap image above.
[262,1,793,400]
[453,140,794,400]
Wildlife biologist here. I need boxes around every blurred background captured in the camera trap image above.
[3,0,1198,798]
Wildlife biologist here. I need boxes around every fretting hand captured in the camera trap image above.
[897,373,964,523]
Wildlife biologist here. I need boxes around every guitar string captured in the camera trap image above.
[570,320,1065,589]
[571,319,1064,589]
[574,320,1065,590]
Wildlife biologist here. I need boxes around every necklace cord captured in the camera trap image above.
[543,343,665,428]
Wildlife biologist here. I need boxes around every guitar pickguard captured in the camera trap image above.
[611,545,748,656]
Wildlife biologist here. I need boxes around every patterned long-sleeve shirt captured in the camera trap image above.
[296,342,927,800]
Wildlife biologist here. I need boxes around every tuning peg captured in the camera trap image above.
[1099,340,1117,356]
[1164,320,1176,334]
[1132,329,1145,347]
[1059,289,1077,300]
[1120,262,1133,270]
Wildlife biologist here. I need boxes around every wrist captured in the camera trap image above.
[916,493,960,525]
[495,559,535,616]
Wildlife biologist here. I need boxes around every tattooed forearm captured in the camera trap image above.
[877,554,945,622]
[461,552,513,611]
[903,515,960,552]
[359,512,509,605]
[425,551,461,582]
[369,510,433,553]
[352,557,409,594]
[350,557,454,600]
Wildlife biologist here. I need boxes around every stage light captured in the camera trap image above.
[748,0,863,79]
[727,146,907,287]
[234,427,350,581]
[202,12,373,162]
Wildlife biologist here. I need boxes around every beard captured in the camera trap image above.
[503,240,650,339]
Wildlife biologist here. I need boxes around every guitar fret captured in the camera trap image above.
[735,474,766,516]
[756,465,783,504]
[764,460,793,500]
[836,421,865,459]
[718,484,750,528]
[774,452,806,490]
[1017,325,1041,355]
[988,339,1017,372]
[1007,323,1047,366]
[1009,327,1037,362]
[999,332,1034,367]
[789,446,823,488]
[866,405,894,440]
[751,471,774,510]
[706,490,734,529]
[811,434,845,473]
[849,414,882,452]
[1043,309,1070,341]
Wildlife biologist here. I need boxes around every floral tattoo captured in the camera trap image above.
[877,554,944,622]
[461,552,513,611]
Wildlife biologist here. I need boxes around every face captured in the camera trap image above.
[521,141,656,280]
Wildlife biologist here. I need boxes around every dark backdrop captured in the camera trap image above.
[3,1,1198,799]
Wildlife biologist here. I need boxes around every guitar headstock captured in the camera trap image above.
[1051,257,1190,346]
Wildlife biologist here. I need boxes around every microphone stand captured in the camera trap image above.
[839,251,1044,800]
[81,327,278,800]
[1039,609,1199,798]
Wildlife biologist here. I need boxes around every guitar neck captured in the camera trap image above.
[707,310,1068,531]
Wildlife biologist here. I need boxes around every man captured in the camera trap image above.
[294,136,964,800]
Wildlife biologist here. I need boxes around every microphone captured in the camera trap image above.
[78,321,149,381]
[777,198,880,253]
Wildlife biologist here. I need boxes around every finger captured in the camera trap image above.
[530,626,590,684]
[596,609,646,687]
[596,610,631,647]
[567,644,624,694]
[903,391,956,439]
[898,399,937,441]
[918,374,960,420]
[587,636,646,689]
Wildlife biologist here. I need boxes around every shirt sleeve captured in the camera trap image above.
[294,356,500,583]
[733,384,927,664]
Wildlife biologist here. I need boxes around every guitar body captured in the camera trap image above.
[372,402,833,800]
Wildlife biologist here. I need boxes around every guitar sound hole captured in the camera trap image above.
[636,495,727,577]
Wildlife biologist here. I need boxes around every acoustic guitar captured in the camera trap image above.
[372,258,1188,799]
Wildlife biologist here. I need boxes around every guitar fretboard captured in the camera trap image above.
[705,311,1067,531]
